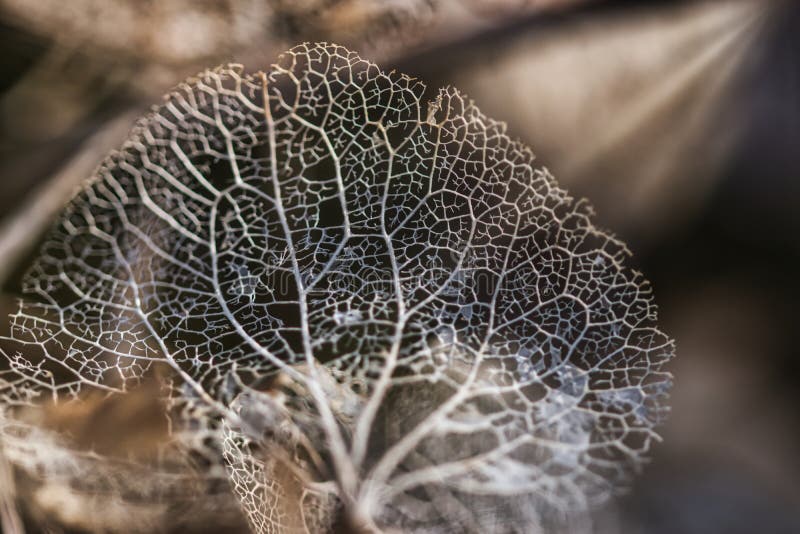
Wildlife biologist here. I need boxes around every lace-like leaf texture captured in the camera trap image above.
[4,43,672,531]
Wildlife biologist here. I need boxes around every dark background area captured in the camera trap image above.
[0,1,797,532]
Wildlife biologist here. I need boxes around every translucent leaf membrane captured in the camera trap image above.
[1,43,673,533]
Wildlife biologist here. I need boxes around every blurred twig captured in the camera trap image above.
[0,109,140,289]
[0,440,24,534]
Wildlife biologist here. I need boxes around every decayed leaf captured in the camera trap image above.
[1,43,672,532]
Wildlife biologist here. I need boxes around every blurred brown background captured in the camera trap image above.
[0,1,798,532]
